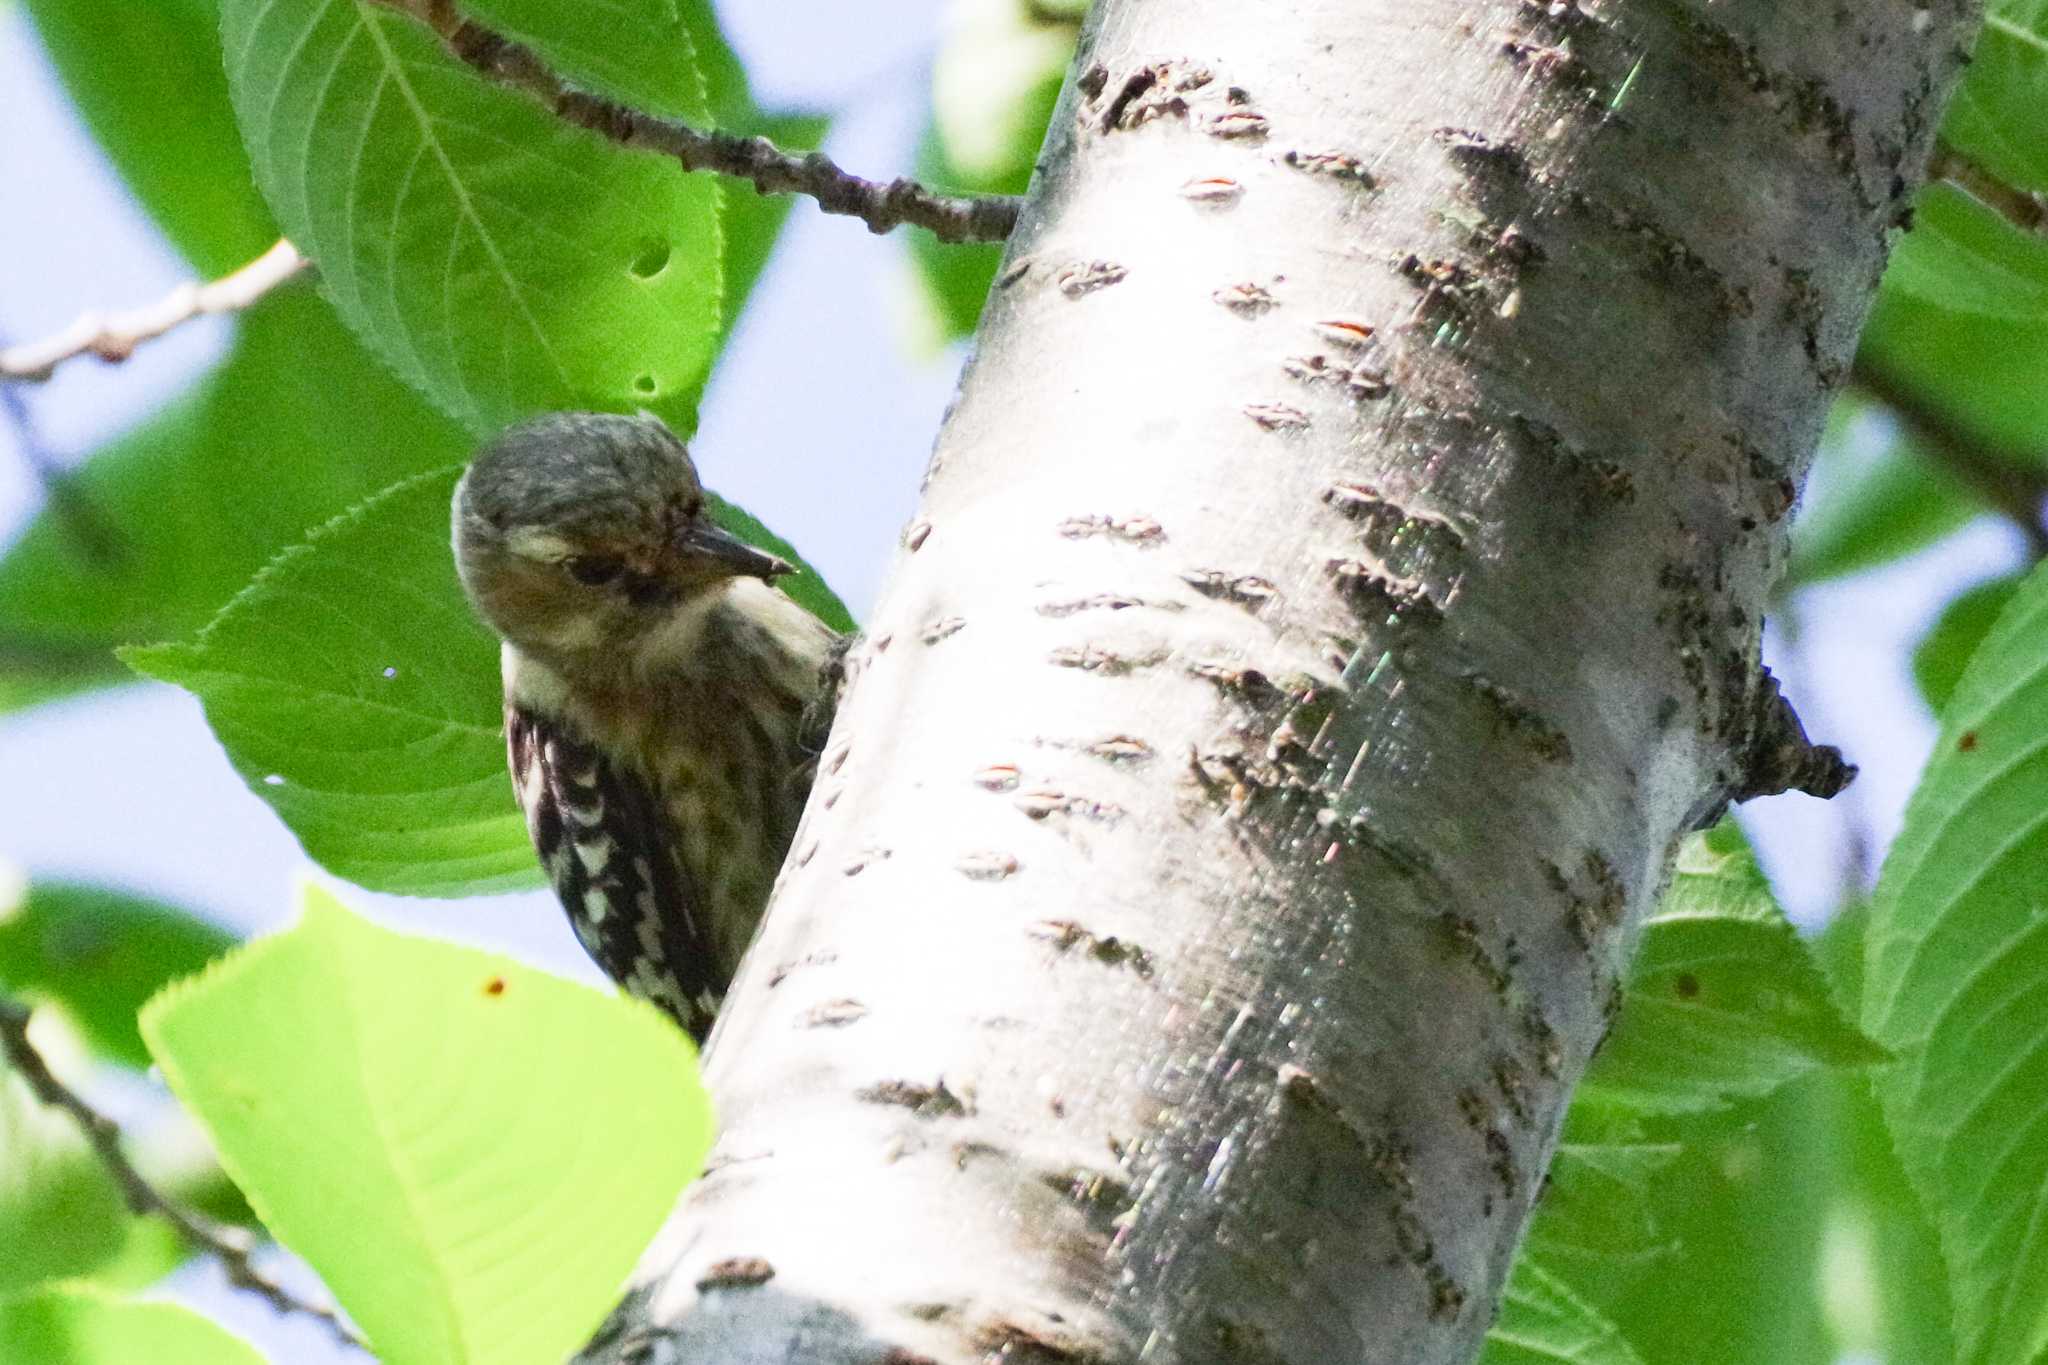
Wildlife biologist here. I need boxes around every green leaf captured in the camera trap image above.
[123,463,847,896]
[1857,280,2048,490]
[21,0,277,274]
[1796,906,1958,1364]
[0,990,206,1293]
[929,0,1072,185]
[0,882,236,1071]
[461,0,705,120]
[1819,1071,1959,1364]
[123,470,529,898]
[1861,13,2048,464]
[1913,573,2027,715]
[1603,1081,1837,1365]
[705,492,856,634]
[1784,399,1977,588]
[713,110,827,367]
[0,286,468,716]
[1885,182,2048,320]
[220,0,723,433]
[904,131,1009,348]
[1865,555,2048,1365]
[1942,3,2048,197]
[1481,1259,1643,1365]
[0,1068,127,1294]
[652,3,828,385]
[1519,1133,1680,1304]
[905,0,1069,347]
[0,1288,264,1365]
[141,885,710,1365]
[1583,823,1888,1114]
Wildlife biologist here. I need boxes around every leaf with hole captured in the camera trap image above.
[220,0,724,432]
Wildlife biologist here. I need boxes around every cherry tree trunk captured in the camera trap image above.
[581,2,1974,1362]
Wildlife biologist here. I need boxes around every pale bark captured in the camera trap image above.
[580,3,1976,1362]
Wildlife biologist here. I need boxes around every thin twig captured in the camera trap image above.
[1927,143,2048,239]
[0,380,123,564]
[0,239,310,385]
[371,0,1022,244]
[1851,357,2048,560]
[0,996,365,1351]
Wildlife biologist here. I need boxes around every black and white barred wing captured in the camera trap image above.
[506,706,724,1041]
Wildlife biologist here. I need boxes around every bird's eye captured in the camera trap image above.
[565,556,624,586]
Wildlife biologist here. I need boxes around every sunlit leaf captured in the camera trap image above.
[0,1287,264,1365]
[904,0,1070,347]
[221,0,723,432]
[142,884,711,1365]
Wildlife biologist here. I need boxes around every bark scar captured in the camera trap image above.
[1729,669,1856,804]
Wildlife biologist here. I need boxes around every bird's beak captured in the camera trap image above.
[678,521,796,579]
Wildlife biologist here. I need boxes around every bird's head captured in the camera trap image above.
[452,412,793,667]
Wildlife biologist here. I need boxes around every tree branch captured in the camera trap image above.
[0,995,364,1351]
[0,239,309,385]
[1852,356,2048,559]
[1928,142,2048,239]
[578,6,1970,1362]
[369,0,1022,244]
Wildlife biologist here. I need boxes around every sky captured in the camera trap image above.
[0,2,2027,1358]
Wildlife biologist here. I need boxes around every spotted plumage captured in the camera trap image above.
[453,412,839,1042]
[506,707,724,1031]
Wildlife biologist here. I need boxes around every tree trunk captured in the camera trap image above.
[581,3,1975,1362]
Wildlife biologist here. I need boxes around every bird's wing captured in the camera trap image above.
[506,705,724,1042]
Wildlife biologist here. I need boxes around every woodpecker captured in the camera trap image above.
[452,412,840,1041]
